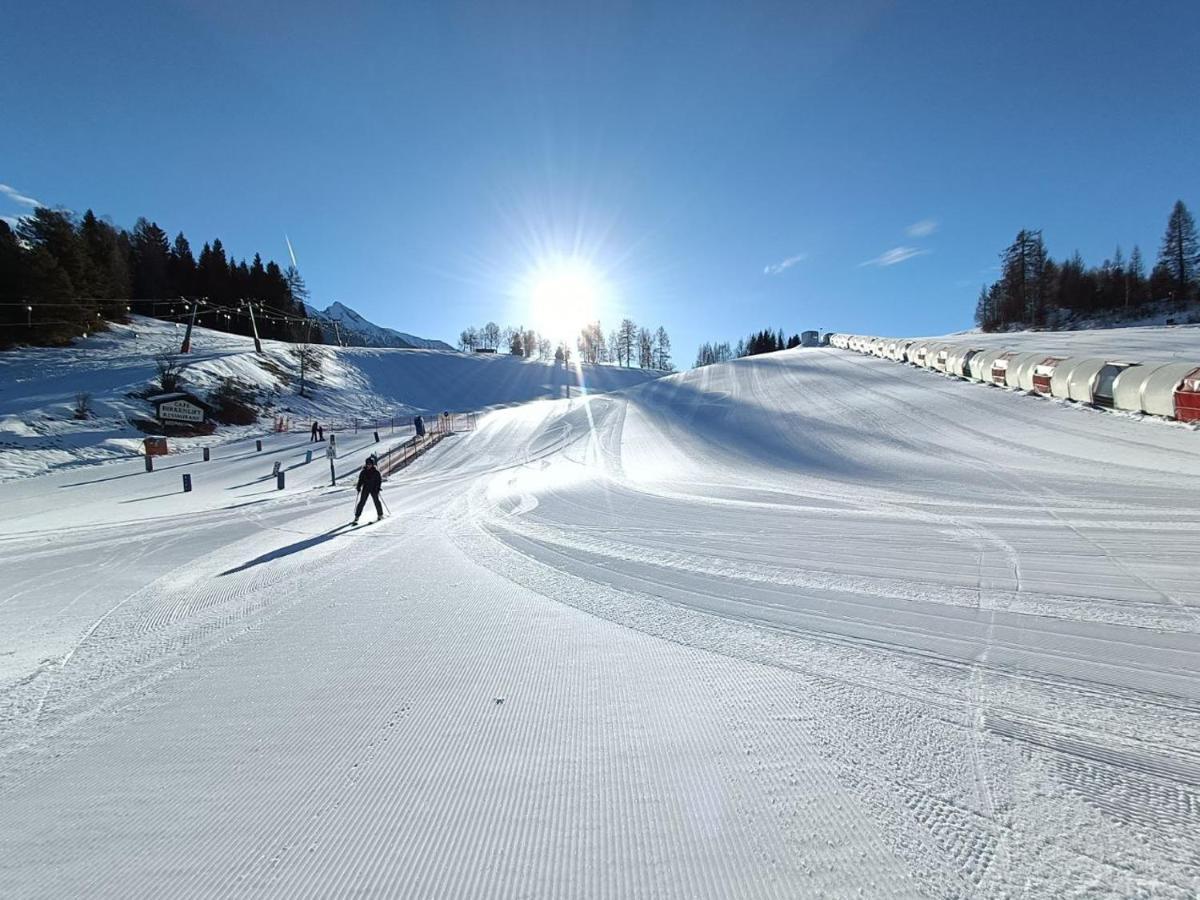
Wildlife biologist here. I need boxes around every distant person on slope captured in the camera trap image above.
[353,455,384,524]
[310,420,319,442]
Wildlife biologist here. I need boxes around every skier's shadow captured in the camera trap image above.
[219,524,352,576]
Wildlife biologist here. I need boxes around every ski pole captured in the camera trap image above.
[380,496,391,516]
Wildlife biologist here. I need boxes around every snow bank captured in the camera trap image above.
[904,322,1200,361]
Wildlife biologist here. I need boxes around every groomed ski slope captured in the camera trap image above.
[1,345,1198,898]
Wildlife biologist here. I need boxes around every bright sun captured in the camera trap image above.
[525,257,605,345]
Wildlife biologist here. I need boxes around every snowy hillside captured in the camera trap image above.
[303,301,455,350]
[1,342,1197,897]
[0,315,659,480]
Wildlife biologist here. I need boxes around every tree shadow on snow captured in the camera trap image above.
[225,473,277,490]
[60,458,193,487]
[120,490,191,503]
[218,524,354,576]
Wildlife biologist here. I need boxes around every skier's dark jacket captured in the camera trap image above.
[356,465,382,493]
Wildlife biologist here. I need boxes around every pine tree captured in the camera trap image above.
[653,326,672,371]
[0,220,21,303]
[130,219,171,304]
[576,321,605,363]
[79,210,130,310]
[16,208,86,296]
[974,284,996,331]
[618,318,637,367]
[1157,199,1199,303]
[1127,245,1148,308]
[167,232,197,299]
[197,240,230,302]
[637,327,653,368]
[995,229,1051,325]
[76,210,105,299]
[247,253,266,299]
[284,265,309,307]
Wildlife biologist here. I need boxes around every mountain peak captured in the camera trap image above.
[304,302,454,350]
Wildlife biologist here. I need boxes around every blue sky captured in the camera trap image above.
[3,0,1198,360]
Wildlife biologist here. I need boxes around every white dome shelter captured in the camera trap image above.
[908,342,932,366]
[922,342,949,369]
[1091,361,1142,408]
[970,348,1007,382]
[989,350,1019,385]
[946,346,982,378]
[1113,364,1166,412]
[930,344,953,372]
[1049,357,1089,398]
[1139,363,1200,418]
[1065,359,1139,405]
[1005,352,1046,391]
[1028,356,1067,394]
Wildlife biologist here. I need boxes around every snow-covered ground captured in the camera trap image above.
[914,322,1200,361]
[0,316,658,481]
[1,343,1198,898]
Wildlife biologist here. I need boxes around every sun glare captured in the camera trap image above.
[525,258,606,345]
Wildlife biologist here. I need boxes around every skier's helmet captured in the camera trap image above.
[366,455,377,465]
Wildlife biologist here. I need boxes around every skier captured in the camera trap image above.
[310,420,319,442]
[353,455,384,524]
[318,424,325,441]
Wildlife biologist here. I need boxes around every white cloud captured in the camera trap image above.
[0,183,42,208]
[860,246,930,268]
[905,219,937,238]
[763,252,806,276]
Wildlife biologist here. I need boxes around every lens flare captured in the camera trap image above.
[524,257,607,345]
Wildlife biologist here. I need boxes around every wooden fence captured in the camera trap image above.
[376,412,479,477]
